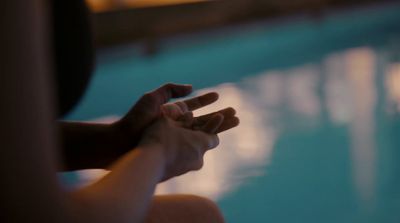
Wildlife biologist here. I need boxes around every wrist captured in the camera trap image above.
[110,120,135,150]
[138,139,164,157]
[137,142,167,176]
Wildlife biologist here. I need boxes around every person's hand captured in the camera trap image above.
[139,112,225,181]
[161,102,236,131]
[112,83,239,154]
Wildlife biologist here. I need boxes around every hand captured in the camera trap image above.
[139,112,225,181]
[161,101,238,132]
[113,83,239,152]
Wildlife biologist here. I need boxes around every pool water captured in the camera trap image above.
[65,3,400,223]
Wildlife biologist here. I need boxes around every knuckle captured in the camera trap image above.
[163,83,173,88]
[142,92,156,102]
[160,83,174,93]
[138,93,159,110]
[175,101,188,112]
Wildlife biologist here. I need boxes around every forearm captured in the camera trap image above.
[69,144,165,223]
[59,121,129,170]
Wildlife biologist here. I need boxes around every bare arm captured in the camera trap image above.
[0,1,67,222]
[59,86,239,171]
[68,113,224,223]
[59,121,126,170]
[0,2,166,222]
[0,31,223,223]
[70,145,166,223]
[57,83,194,171]
[1,2,238,223]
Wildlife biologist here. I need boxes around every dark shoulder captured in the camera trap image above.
[52,0,94,117]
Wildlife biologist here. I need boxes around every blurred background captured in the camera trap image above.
[62,0,400,222]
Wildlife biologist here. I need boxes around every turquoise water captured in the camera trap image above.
[67,4,400,223]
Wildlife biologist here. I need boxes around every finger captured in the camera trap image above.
[161,103,184,120]
[174,101,189,113]
[194,107,236,125]
[178,111,194,128]
[202,113,224,134]
[149,83,193,105]
[215,116,240,133]
[209,134,220,149]
[200,133,219,151]
[194,116,240,133]
[183,92,219,111]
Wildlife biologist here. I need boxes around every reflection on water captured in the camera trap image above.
[346,48,377,205]
[73,46,400,209]
[157,83,276,199]
[286,65,321,118]
[386,63,400,113]
[325,52,352,124]
[325,48,378,207]
[56,4,400,220]
[76,83,277,199]
[62,43,400,223]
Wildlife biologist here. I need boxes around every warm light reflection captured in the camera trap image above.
[385,63,400,113]
[156,83,276,199]
[324,47,378,204]
[72,62,327,199]
[74,82,276,199]
[287,65,321,120]
[123,0,207,8]
[86,0,208,12]
[325,52,353,124]
[345,47,377,204]
[251,71,285,108]
[72,47,381,205]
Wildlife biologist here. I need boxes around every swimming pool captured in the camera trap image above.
[66,3,400,223]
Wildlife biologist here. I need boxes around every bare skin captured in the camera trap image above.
[145,195,225,223]
[62,84,239,222]
[69,106,232,223]
[1,2,240,223]
[60,85,239,170]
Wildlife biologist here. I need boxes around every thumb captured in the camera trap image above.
[149,83,193,105]
[127,83,193,126]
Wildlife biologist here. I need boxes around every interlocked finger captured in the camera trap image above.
[194,107,236,125]
[201,113,224,134]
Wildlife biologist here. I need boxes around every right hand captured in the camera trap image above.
[139,112,225,181]
[113,84,239,160]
